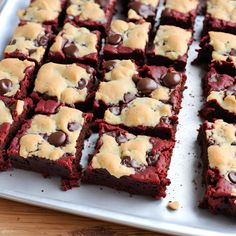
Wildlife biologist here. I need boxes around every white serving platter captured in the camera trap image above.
[0,1,235,235]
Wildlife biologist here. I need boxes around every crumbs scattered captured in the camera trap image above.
[167,201,180,210]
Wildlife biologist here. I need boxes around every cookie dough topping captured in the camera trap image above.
[0,100,13,125]
[165,0,198,13]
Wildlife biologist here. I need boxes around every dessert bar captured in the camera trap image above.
[8,103,93,181]
[103,19,151,63]
[4,22,51,65]
[0,58,35,99]
[202,0,236,35]
[160,0,199,29]
[82,123,175,198]
[198,120,236,216]
[147,25,192,71]
[201,68,236,123]
[48,23,101,66]
[31,62,96,110]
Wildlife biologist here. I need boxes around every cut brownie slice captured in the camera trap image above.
[0,58,35,99]
[147,25,192,71]
[4,22,51,66]
[17,0,66,27]
[201,68,236,123]
[31,62,96,110]
[65,0,117,34]
[48,23,101,66]
[160,0,199,29]
[198,120,236,216]
[8,104,93,182]
[202,0,236,35]
[82,123,175,198]
[0,97,33,171]
[195,31,236,76]
[127,0,160,23]
[103,19,151,64]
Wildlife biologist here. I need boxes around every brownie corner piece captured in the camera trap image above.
[147,25,192,71]
[160,0,199,29]
[48,22,101,66]
[198,119,236,216]
[7,105,93,181]
[82,123,175,198]
[103,19,151,63]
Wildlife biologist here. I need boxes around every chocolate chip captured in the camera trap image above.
[68,122,80,131]
[86,67,94,74]
[64,43,78,57]
[38,35,48,47]
[104,60,116,72]
[228,171,236,184]
[48,131,66,147]
[163,71,181,88]
[29,49,37,55]
[147,154,159,166]
[108,34,122,45]
[137,78,158,94]
[109,106,121,115]
[230,49,236,56]
[116,134,127,143]
[130,2,155,18]
[78,78,87,89]
[10,39,16,45]
[121,156,132,167]
[124,92,135,103]
[0,79,13,95]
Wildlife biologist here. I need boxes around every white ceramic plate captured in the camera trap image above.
[0,1,235,235]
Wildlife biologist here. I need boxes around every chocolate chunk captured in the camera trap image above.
[0,79,13,95]
[10,39,16,45]
[48,131,66,147]
[78,78,87,89]
[109,106,121,115]
[86,67,94,74]
[121,156,132,167]
[130,2,155,18]
[108,34,122,45]
[228,171,236,184]
[124,92,135,103]
[104,60,116,72]
[38,35,48,47]
[137,78,158,94]
[163,71,181,88]
[64,43,78,57]
[68,122,80,131]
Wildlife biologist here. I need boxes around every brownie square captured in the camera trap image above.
[198,120,236,216]
[202,0,236,36]
[4,22,51,66]
[160,0,199,29]
[82,123,175,198]
[103,19,151,64]
[17,0,66,27]
[195,31,236,75]
[99,65,186,139]
[31,62,96,110]
[201,68,236,123]
[0,97,33,171]
[8,104,93,181]
[48,23,101,66]
[128,0,160,23]
[0,58,35,99]
[147,25,192,71]
[65,0,117,34]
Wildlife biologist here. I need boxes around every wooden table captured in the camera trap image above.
[0,198,169,236]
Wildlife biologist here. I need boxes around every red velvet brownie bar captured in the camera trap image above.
[17,0,66,27]
[160,0,199,29]
[128,0,160,23]
[147,25,193,71]
[31,62,96,110]
[202,0,236,35]
[198,120,236,216]
[103,19,151,64]
[201,68,236,123]
[0,97,33,171]
[195,31,236,76]
[82,123,175,198]
[65,0,117,34]
[48,23,101,66]
[8,104,93,182]
[4,22,51,66]
[0,59,35,99]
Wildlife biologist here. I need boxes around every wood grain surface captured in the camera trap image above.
[0,198,169,236]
